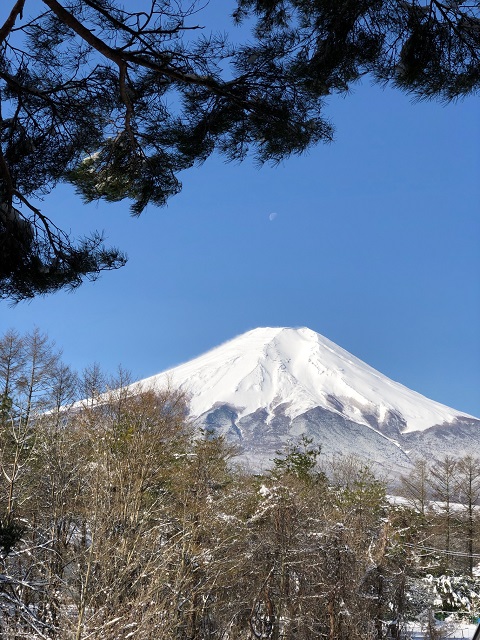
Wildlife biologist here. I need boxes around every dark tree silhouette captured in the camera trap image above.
[1,0,478,300]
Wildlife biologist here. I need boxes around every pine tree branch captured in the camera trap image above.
[0,0,26,45]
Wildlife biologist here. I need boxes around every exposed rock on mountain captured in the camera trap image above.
[138,327,479,476]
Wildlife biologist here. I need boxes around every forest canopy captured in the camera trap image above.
[2,328,480,639]
[1,0,479,300]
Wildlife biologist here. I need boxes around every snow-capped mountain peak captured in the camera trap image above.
[140,327,474,434]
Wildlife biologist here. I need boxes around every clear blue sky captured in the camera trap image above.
[1,4,479,417]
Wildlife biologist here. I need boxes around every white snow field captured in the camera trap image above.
[138,327,475,432]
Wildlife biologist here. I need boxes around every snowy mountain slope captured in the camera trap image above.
[140,327,474,432]
[135,327,479,474]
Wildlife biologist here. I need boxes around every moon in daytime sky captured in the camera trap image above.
[269,212,278,221]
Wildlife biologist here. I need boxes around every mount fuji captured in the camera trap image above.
[137,327,479,477]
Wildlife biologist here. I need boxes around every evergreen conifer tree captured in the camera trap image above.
[1,0,478,300]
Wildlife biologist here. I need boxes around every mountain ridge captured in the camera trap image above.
[140,326,474,429]
[134,327,479,475]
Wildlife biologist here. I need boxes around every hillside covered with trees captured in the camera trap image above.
[1,329,480,639]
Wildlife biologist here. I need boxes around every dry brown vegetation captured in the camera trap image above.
[1,329,479,639]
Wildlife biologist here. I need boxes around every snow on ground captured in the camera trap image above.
[405,621,479,639]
